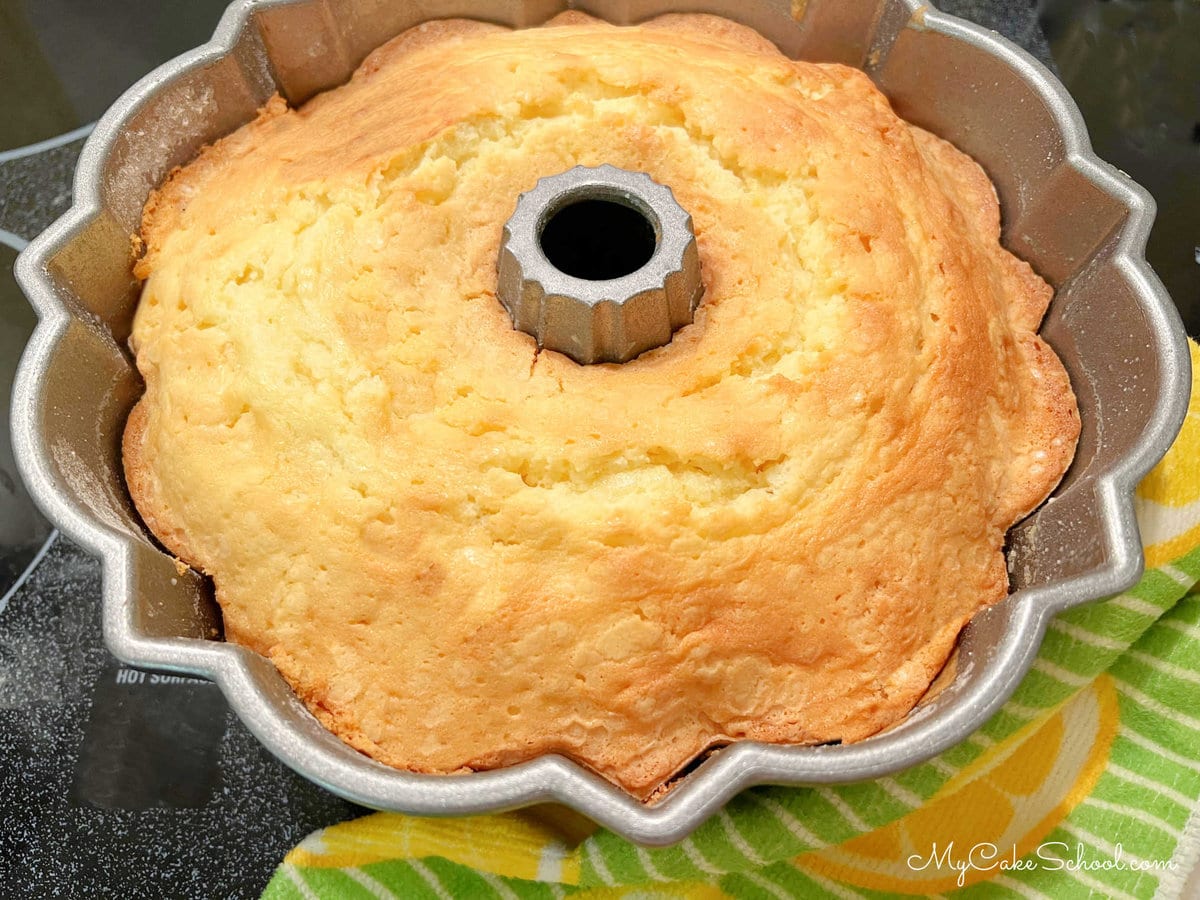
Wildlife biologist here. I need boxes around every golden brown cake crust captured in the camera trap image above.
[125,14,1079,798]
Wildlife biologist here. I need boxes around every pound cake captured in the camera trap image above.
[124,12,1079,798]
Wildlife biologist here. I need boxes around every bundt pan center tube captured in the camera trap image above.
[499,164,703,364]
[10,0,1190,844]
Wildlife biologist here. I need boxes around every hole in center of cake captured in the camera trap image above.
[539,198,657,281]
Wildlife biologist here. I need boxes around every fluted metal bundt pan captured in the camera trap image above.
[11,0,1190,844]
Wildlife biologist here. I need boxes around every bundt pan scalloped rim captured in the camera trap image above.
[11,0,1190,844]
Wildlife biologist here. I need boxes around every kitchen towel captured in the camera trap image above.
[261,339,1200,900]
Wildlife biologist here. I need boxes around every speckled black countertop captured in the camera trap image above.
[0,2,1195,897]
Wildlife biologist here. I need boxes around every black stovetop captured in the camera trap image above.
[0,1,1196,896]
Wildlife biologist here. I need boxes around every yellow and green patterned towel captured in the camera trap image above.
[264,340,1200,900]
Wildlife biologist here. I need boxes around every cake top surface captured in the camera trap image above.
[126,13,1078,797]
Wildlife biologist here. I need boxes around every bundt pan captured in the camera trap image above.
[11,0,1190,844]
